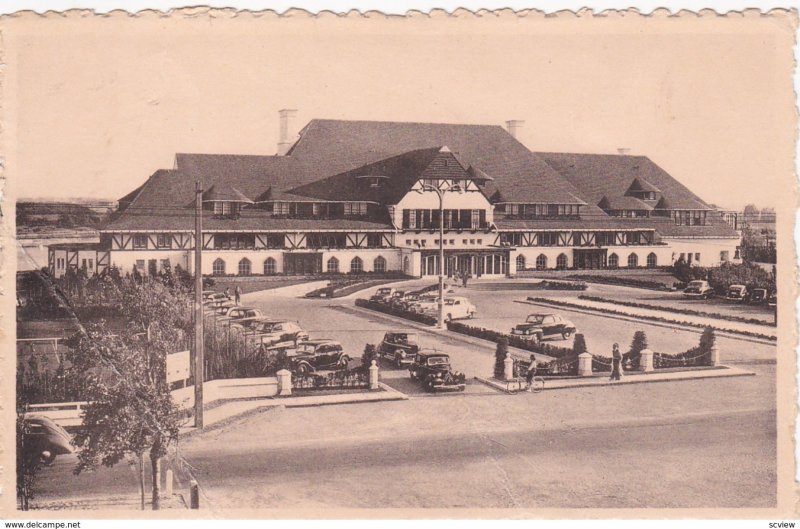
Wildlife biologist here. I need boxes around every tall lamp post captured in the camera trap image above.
[418,182,462,330]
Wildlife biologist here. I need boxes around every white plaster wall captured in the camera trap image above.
[110,250,192,275]
[320,249,403,273]
[201,250,287,275]
[392,189,493,228]
[662,238,742,266]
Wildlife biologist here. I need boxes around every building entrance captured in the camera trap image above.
[283,253,322,275]
[573,249,607,270]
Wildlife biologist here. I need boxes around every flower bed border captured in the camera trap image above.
[565,274,672,291]
[578,294,776,328]
[525,297,777,341]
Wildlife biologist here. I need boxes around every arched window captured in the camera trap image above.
[350,256,363,273]
[516,254,526,271]
[646,252,657,268]
[536,254,548,270]
[373,255,386,273]
[627,253,639,268]
[212,258,226,276]
[556,253,568,270]
[263,257,276,275]
[238,258,251,276]
[608,253,619,269]
[327,257,339,273]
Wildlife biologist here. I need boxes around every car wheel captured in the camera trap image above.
[562,330,572,340]
[296,363,310,375]
[339,355,350,369]
[446,313,453,322]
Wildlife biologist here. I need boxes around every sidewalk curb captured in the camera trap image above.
[474,365,755,392]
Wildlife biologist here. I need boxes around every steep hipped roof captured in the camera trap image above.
[288,147,490,204]
[598,195,654,211]
[539,153,712,211]
[288,119,586,204]
[202,184,254,203]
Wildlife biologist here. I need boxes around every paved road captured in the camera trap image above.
[176,285,776,509]
[182,369,775,509]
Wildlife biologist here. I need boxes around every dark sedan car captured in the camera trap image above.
[289,339,351,374]
[22,415,73,465]
[408,350,466,392]
[377,332,420,367]
[511,313,576,343]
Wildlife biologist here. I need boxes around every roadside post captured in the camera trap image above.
[639,349,654,372]
[190,479,200,509]
[503,354,514,381]
[577,352,593,377]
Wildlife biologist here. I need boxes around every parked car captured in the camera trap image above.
[249,320,309,350]
[725,284,749,302]
[370,287,395,303]
[22,415,73,465]
[377,331,420,367]
[203,292,229,307]
[768,292,777,309]
[435,297,477,321]
[409,294,440,313]
[396,291,424,311]
[290,339,351,374]
[207,301,237,316]
[750,288,769,304]
[216,306,267,326]
[683,280,715,300]
[511,313,576,343]
[408,350,466,392]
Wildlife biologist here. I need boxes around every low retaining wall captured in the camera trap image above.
[171,377,280,411]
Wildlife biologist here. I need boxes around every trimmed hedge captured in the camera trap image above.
[565,274,671,291]
[446,320,575,359]
[525,296,776,341]
[578,295,776,327]
[354,298,437,326]
[530,280,588,291]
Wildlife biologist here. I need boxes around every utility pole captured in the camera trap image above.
[193,182,204,429]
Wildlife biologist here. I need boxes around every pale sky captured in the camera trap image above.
[4,13,796,210]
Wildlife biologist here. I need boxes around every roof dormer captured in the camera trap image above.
[202,184,254,218]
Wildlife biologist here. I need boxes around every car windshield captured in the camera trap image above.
[427,356,450,366]
[377,289,391,294]
[688,281,705,288]
[256,323,277,333]
[729,286,744,293]
[298,344,316,353]
[526,315,545,324]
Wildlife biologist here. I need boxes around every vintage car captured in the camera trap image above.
[511,313,576,343]
[396,291,424,311]
[377,331,420,367]
[370,287,396,303]
[683,280,715,299]
[249,319,309,350]
[409,293,440,313]
[289,339,351,374]
[22,415,74,465]
[750,288,769,304]
[725,284,749,302]
[768,292,777,309]
[216,306,268,326]
[202,292,230,307]
[408,350,466,392]
[206,300,237,315]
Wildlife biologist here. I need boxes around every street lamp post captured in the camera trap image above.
[419,183,453,330]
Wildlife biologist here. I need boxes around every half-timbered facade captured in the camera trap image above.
[48,116,741,279]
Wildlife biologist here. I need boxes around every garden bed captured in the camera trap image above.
[354,298,437,326]
[525,296,777,341]
[578,294,776,327]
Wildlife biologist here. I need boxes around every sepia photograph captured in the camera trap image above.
[3,7,797,520]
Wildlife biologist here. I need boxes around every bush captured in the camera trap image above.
[494,338,509,378]
[565,274,670,291]
[362,343,380,367]
[572,333,587,356]
[654,327,716,369]
[626,331,648,367]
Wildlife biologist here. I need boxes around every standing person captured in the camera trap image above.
[224,287,231,300]
[610,343,622,381]
[462,271,469,289]
[234,285,242,306]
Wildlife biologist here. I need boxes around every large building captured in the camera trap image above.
[48,112,741,279]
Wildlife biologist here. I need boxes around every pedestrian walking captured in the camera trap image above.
[234,285,242,305]
[462,272,469,288]
[224,287,231,300]
[610,343,622,381]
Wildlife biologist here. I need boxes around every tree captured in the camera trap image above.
[572,333,587,356]
[627,331,648,358]
[16,403,42,510]
[68,278,190,510]
[699,327,716,354]
[494,337,509,379]
[743,204,760,216]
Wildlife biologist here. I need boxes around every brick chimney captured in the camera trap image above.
[277,109,298,155]
[617,148,631,155]
[505,120,525,139]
